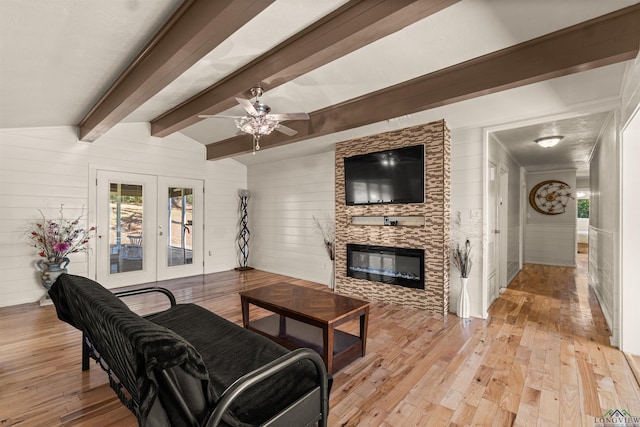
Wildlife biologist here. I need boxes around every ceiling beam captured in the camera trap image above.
[150,0,461,138]
[206,4,640,160]
[77,0,273,142]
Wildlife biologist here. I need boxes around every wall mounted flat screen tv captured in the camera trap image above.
[344,144,424,205]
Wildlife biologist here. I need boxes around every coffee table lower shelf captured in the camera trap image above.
[247,314,362,374]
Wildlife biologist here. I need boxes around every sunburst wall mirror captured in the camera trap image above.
[529,180,575,215]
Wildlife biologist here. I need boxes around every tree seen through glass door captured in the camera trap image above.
[167,187,193,266]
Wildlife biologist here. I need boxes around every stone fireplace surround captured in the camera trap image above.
[335,120,450,314]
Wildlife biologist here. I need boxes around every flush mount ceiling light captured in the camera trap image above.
[535,135,564,148]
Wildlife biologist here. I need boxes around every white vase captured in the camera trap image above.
[458,277,470,319]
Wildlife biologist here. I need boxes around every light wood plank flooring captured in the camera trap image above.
[1,255,639,426]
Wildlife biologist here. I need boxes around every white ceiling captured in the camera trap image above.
[492,111,612,178]
[1,0,638,175]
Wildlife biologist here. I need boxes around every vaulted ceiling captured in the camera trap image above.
[1,0,639,172]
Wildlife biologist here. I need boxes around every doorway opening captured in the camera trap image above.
[576,192,589,255]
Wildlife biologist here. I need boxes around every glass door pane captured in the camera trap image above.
[157,177,203,281]
[167,187,193,267]
[110,183,144,273]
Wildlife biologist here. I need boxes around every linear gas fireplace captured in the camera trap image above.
[347,244,424,290]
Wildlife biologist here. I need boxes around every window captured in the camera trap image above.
[577,199,589,218]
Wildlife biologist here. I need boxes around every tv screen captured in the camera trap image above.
[344,145,424,205]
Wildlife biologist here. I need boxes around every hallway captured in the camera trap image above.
[483,253,639,425]
[492,254,610,345]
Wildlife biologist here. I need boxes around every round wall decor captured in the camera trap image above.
[529,180,574,215]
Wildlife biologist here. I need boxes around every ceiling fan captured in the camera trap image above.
[199,86,309,153]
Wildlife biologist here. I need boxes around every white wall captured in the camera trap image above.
[247,151,335,286]
[524,170,577,267]
[620,53,640,354]
[589,114,618,342]
[450,128,484,318]
[205,158,248,273]
[0,123,245,306]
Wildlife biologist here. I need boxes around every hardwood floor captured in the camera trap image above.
[1,255,639,426]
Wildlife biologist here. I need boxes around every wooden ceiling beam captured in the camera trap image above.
[150,0,460,138]
[77,0,273,142]
[206,4,640,160]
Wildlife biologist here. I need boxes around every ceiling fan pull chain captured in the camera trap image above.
[253,134,261,154]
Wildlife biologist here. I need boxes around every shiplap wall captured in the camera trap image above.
[524,170,577,267]
[620,56,640,354]
[205,158,249,273]
[589,114,618,342]
[0,123,246,307]
[246,151,335,286]
[449,127,484,318]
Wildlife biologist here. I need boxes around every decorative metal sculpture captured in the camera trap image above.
[236,189,253,270]
[529,180,574,215]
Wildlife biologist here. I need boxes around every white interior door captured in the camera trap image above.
[498,166,509,290]
[96,171,203,287]
[488,162,499,303]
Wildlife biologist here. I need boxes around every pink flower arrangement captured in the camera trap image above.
[26,205,95,261]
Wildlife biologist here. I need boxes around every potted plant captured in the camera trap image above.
[452,239,472,318]
[26,205,95,289]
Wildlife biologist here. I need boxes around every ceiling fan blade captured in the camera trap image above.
[276,124,298,136]
[267,112,309,121]
[235,97,258,116]
[198,115,244,119]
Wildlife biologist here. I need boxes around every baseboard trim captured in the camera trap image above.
[624,352,640,389]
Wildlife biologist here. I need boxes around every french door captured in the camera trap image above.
[95,171,203,288]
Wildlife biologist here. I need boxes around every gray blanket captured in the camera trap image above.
[49,274,212,425]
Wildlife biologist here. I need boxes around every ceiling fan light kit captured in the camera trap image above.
[534,135,563,148]
[199,86,309,154]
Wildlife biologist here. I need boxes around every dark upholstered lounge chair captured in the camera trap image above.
[49,274,330,427]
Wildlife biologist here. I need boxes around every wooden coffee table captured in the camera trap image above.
[240,283,370,374]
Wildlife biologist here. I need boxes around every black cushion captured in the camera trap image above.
[148,304,320,426]
[49,274,327,427]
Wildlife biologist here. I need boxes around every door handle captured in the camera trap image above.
[494,229,500,234]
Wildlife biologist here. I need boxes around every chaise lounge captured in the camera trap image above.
[48,274,330,426]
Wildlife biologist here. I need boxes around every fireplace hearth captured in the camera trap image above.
[347,244,424,289]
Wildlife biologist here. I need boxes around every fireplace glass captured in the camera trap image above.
[347,244,424,289]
